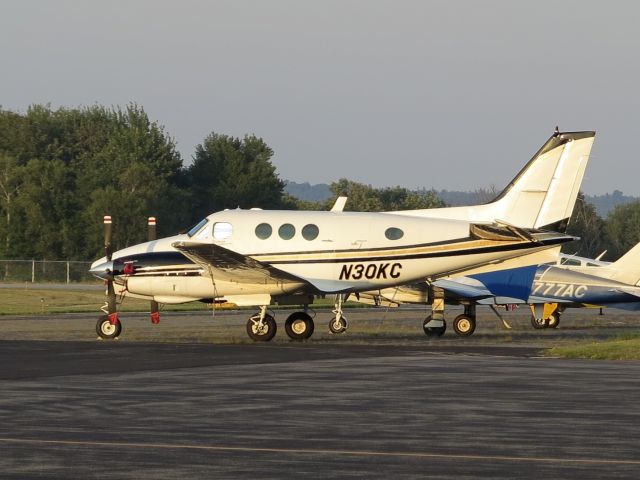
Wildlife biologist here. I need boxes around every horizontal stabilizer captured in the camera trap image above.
[612,286,640,298]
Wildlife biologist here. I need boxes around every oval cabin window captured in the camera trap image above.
[385,227,404,240]
[278,223,296,240]
[302,224,319,241]
[255,223,272,240]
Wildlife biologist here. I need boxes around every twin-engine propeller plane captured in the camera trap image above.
[90,129,595,342]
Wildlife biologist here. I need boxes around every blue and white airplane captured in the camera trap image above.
[359,243,640,336]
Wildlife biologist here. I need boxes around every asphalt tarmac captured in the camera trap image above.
[1,308,639,479]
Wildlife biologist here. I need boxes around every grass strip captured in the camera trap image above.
[547,333,640,360]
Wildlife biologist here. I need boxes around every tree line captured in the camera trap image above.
[0,104,637,261]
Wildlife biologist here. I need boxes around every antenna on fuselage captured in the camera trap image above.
[331,196,348,212]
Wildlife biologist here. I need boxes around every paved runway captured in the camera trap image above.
[1,328,639,478]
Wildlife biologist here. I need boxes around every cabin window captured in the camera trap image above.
[278,223,295,240]
[562,259,581,266]
[213,222,233,240]
[385,227,404,240]
[255,223,272,240]
[302,224,319,241]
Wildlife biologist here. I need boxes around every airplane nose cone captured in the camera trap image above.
[89,260,114,280]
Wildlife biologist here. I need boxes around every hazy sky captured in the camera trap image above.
[2,0,639,195]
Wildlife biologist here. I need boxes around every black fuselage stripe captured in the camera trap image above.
[265,238,571,265]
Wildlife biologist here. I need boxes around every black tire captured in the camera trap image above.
[328,315,347,334]
[285,312,314,340]
[96,314,122,339]
[531,315,548,329]
[246,314,277,342]
[547,312,560,329]
[453,314,476,336]
[423,316,446,337]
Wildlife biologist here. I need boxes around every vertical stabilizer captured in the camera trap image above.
[599,242,640,286]
[490,130,595,230]
[391,130,595,231]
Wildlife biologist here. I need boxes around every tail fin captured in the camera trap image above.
[490,130,595,230]
[392,129,595,231]
[599,242,640,286]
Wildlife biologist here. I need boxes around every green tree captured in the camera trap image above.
[0,104,184,259]
[0,153,25,257]
[563,192,607,259]
[326,179,444,212]
[605,200,640,260]
[185,133,287,223]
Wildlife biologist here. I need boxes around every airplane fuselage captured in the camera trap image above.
[91,209,572,306]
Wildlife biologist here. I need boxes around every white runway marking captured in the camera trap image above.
[1,437,639,466]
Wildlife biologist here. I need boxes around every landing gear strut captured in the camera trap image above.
[423,286,446,337]
[329,294,348,334]
[247,306,277,342]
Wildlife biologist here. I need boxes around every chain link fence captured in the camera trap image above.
[0,260,97,284]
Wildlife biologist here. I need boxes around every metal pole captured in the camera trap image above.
[66,261,70,284]
[31,260,35,283]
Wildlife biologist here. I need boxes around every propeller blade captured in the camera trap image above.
[104,215,113,261]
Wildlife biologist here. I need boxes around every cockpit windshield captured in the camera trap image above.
[187,218,209,237]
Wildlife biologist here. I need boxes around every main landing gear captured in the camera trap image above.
[422,287,478,338]
[531,311,561,329]
[530,304,561,329]
[452,304,477,337]
[284,311,314,340]
[246,295,349,342]
[246,306,277,341]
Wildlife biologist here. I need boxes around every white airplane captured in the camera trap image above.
[90,129,595,341]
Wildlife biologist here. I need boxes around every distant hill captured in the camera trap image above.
[284,181,637,217]
[584,190,638,217]
[284,181,332,202]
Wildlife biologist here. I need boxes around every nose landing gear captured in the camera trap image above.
[329,294,348,334]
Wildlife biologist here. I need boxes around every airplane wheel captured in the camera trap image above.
[547,312,560,329]
[453,314,476,337]
[96,314,122,339]
[423,316,446,337]
[247,314,277,342]
[329,315,347,334]
[530,316,548,329]
[285,312,314,340]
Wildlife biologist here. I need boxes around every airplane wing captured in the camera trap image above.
[433,279,495,300]
[172,241,302,285]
